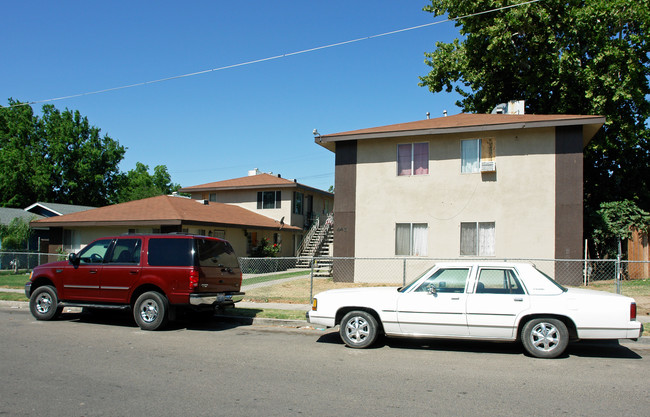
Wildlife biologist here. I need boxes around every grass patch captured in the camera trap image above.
[242,270,311,286]
[220,307,306,321]
[0,292,28,302]
[0,273,30,289]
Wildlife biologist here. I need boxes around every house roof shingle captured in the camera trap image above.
[0,208,44,225]
[31,195,300,231]
[179,173,333,196]
[315,113,606,151]
[24,202,95,217]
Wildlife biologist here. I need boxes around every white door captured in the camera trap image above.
[397,268,471,337]
[466,268,530,339]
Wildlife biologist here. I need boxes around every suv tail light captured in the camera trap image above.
[189,268,199,290]
[630,302,637,321]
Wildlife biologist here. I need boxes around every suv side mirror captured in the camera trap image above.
[68,252,80,266]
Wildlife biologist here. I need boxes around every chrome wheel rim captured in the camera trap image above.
[529,322,560,353]
[344,316,370,344]
[35,293,52,314]
[139,300,159,323]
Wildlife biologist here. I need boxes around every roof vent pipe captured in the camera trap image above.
[426,112,430,119]
[443,110,447,117]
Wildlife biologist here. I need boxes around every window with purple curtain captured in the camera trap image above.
[397,143,429,176]
[397,144,412,176]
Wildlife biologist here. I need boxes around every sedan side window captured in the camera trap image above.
[476,269,525,294]
[415,268,470,293]
[78,239,112,264]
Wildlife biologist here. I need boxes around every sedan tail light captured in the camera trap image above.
[189,268,199,290]
[630,303,637,321]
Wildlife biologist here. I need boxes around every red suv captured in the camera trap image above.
[25,234,243,330]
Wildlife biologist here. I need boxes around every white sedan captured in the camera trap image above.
[307,262,643,358]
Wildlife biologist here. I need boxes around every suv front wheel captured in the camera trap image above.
[133,291,169,330]
[29,285,63,321]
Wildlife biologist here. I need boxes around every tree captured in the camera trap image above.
[0,217,34,250]
[116,162,181,203]
[0,99,126,207]
[419,0,650,255]
[590,200,650,258]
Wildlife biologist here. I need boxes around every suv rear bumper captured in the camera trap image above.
[189,292,245,306]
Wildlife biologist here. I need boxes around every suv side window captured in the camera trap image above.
[107,238,141,264]
[197,239,239,269]
[148,238,193,266]
[78,239,113,264]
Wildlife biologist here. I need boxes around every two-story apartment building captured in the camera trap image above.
[179,171,334,254]
[315,112,605,283]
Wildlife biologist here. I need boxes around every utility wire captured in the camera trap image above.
[6,0,542,108]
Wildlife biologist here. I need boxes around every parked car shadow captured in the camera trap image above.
[63,309,138,329]
[316,333,643,359]
[58,308,254,332]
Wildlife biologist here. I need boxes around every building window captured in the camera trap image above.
[460,222,495,256]
[209,193,217,202]
[461,139,481,173]
[257,191,281,209]
[63,229,79,251]
[293,192,304,215]
[395,223,428,256]
[397,143,429,176]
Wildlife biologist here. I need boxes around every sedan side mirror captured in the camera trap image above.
[427,285,437,296]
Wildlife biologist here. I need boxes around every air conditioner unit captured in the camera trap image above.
[480,161,496,172]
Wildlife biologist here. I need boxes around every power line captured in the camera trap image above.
[5,0,542,108]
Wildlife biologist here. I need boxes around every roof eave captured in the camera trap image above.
[316,116,606,149]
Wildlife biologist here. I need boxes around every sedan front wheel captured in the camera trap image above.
[339,310,379,349]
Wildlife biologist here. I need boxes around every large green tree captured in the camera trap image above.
[419,0,650,254]
[116,162,181,203]
[0,99,126,207]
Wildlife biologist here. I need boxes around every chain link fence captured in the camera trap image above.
[3,252,648,311]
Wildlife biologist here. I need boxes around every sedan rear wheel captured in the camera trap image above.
[521,318,569,359]
[339,310,379,349]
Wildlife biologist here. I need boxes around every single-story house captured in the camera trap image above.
[31,194,302,257]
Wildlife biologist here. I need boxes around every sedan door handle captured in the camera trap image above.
[514,298,524,302]
[89,269,98,274]
[451,297,460,300]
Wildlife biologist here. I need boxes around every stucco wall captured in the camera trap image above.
[353,128,557,261]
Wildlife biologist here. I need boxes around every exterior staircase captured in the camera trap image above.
[296,214,334,277]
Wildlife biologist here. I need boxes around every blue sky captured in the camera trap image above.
[1,1,464,191]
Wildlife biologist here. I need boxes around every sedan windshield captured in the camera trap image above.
[399,266,435,293]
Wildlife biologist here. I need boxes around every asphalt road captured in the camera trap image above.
[1,305,649,417]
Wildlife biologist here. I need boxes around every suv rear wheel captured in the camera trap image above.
[133,291,169,330]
